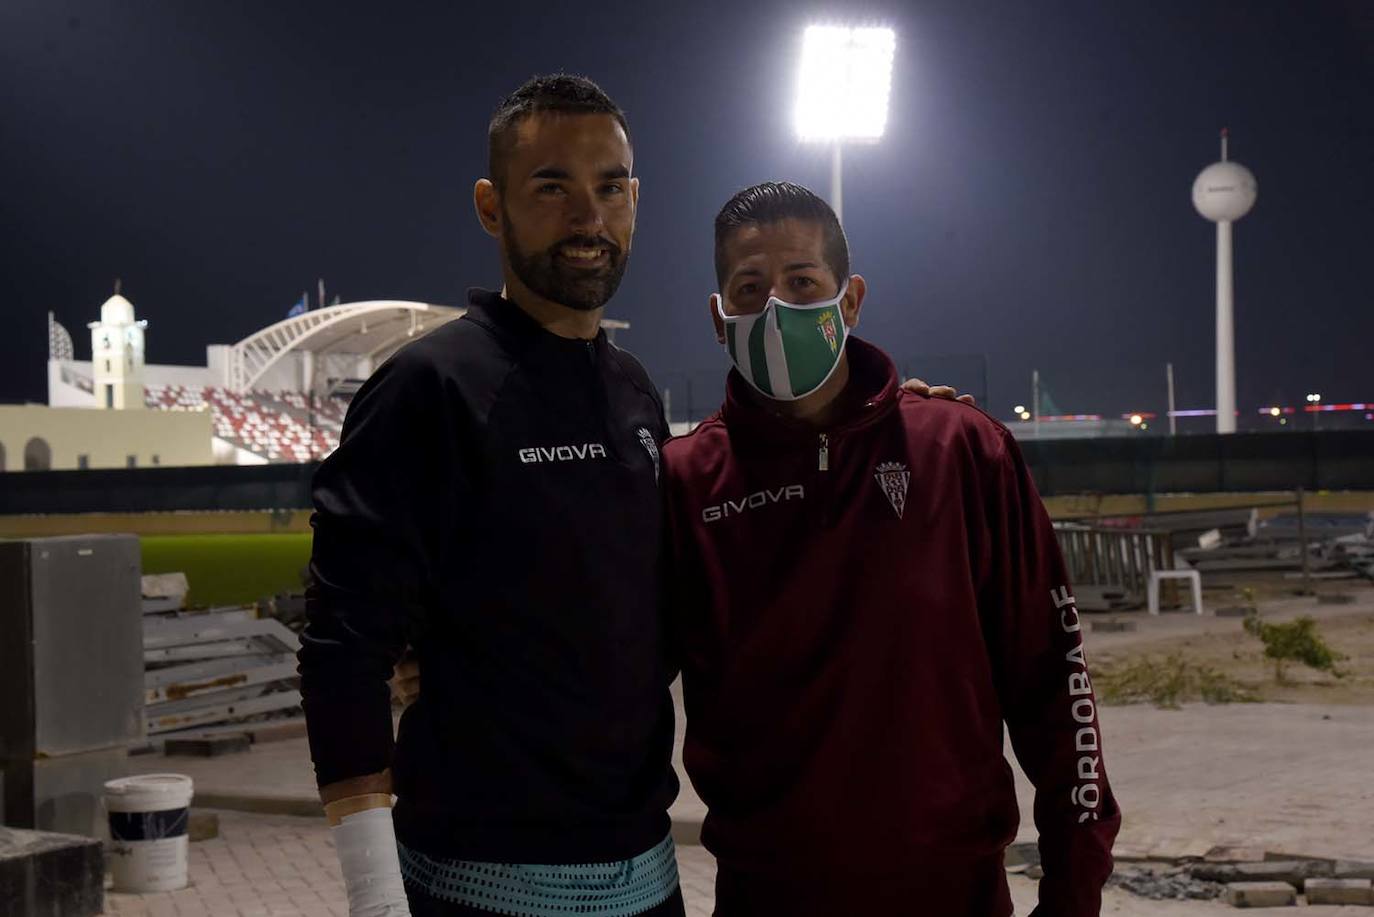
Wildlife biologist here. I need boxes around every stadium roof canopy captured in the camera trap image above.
[227,300,628,393]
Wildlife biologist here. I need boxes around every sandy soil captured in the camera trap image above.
[1087,584,1374,705]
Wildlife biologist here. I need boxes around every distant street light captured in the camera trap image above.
[1013,404,1026,415]
[1307,392,1322,430]
[795,24,896,223]
[1130,414,1144,427]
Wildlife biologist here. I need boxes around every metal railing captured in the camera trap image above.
[1054,524,1174,604]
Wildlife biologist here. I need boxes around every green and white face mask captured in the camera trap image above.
[715,282,850,402]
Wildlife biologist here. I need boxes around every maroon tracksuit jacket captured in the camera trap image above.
[662,338,1121,916]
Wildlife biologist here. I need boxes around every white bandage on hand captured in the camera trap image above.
[331,803,412,917]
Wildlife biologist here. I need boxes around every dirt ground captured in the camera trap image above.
[1087,581,1374,706]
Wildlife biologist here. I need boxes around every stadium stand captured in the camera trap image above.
[144,384,345,463]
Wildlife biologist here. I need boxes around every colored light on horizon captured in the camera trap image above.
[1303,402,1369,413]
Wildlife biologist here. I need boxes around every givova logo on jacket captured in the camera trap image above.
[518,443,608,463]
[702,484,805,523]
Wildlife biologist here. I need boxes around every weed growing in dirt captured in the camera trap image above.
[1095,653,1258,709]
[1242,613,1347,683]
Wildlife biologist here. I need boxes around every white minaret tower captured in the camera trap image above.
[1192,129,1257,434]
[87,283,148,410]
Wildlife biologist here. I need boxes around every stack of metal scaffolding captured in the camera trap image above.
[141,576,303,746]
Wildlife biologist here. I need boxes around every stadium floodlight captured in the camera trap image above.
[794,24,896,222]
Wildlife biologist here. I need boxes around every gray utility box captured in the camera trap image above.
[0,535,144,836]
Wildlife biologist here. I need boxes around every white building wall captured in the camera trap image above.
[143,363,218,388]
[253,352,306,393]
[206,345,231,387]
[48,360,97,408]
[0,405,213,471]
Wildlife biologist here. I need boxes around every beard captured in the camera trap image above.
[502,222,629,313]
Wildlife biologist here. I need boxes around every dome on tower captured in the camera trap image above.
[1192,161,1258,223]
[100,293,136,325]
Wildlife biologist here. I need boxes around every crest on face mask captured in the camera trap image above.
[816,309,839,355]
[874,461,910,519]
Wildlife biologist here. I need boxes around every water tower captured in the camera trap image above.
[1193,129,1257,434]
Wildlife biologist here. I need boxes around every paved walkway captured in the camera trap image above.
[117,593,1374,913]
[102,810,1374,916]
[133,699,1374,864]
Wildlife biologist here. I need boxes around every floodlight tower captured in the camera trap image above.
[795,25,896,223]
[1192,129,1257,434]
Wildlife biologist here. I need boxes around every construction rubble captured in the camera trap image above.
[1053,504,1374,612]
[138,572,304,749]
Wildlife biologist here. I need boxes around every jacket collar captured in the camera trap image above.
[720,336,900,444]
[465,287,609,355]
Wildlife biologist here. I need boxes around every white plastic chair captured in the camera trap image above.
[1148,569,1204,616]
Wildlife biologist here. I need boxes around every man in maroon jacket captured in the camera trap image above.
[662,181,1121,916]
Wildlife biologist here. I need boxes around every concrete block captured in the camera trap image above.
[1316,592,1355,605]
[141,572,189,605]
[1304,878,1373,906]
[1150,837,1214,862]
[0,827,104,916]
[1236,861,1314,886]
[1091,619,1137,633]
[1205,845,1267,863]
[1226,881,1296,907]
[1195,859,1332,887]
[1334,861,1374,880]
[164,733,250,757]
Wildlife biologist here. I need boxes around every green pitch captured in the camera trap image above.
[141,533,313,607]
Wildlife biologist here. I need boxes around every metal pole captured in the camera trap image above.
[1216,220,1236,433]
[830,143,843,225]
[1166,362,1177,436]
[1032,369,1041,438]
[1296,486,1312,595]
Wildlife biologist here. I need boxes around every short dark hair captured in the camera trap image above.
[713,181,850,290]
[488,74,630,189]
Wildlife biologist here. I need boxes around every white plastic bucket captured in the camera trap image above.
[104,773,194,892]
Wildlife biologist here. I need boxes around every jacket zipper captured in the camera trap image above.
[584,339,617,460]
[818,433,829,471]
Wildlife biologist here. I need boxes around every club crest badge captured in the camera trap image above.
[874,461,910,519]
[816,309,839,355]
[637,426,660,482]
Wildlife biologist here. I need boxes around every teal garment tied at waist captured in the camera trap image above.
[398,833,679,916]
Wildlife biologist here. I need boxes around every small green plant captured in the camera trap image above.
[1242,613,1346,683]
[1095,653,1257,709]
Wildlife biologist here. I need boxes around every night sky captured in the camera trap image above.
[4,1,1372,420]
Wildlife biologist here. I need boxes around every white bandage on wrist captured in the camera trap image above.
[331,805,412,917]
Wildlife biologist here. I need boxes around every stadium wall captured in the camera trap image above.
[0,405,213,472]
[0,430,1372,522]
